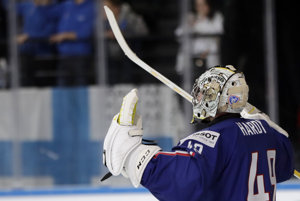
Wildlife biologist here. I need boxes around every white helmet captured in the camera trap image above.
[191,65,249,120]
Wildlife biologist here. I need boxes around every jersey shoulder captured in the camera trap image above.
[178,117,241,149]
[179,129,221,149]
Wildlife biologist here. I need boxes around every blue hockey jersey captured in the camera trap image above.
[141,115,294,201]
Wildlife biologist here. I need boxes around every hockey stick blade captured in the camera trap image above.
[295,170,300,179]
[104,6,192,103]
[103,5,300,180]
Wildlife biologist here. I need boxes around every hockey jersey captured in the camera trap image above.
[141,114,294,201]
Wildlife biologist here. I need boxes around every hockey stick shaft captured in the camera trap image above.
[104,6,192,103]
[104,5,300,179]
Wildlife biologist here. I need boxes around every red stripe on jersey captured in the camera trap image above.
[153,151,191,159]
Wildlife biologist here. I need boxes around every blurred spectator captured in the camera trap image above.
[103,0,148,84]
[175,0,223,79]
[0,1,6,57]
[0,2,7,88]
[17,0,57,56]
[49,0,95,86]
[3,0,57,86]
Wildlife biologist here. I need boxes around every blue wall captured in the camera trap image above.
[0,87,173,185]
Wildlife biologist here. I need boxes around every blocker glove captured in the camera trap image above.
[102,89,161,187]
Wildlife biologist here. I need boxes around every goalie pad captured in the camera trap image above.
[124,144,161,187]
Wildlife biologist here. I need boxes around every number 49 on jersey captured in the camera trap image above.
[247,150,276,201]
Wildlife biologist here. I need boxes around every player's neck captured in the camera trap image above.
[209,112,227,121]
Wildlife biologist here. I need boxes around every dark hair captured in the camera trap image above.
[106,0,122,6]
[192,0,217,20]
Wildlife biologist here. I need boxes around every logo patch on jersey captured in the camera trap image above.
[180,131,220,148]
[228,95,240,105]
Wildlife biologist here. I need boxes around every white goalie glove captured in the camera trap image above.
[102,89,161,187]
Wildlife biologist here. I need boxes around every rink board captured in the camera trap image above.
[0,183,299,201]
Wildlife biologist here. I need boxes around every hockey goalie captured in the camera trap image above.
[102,65,294,201]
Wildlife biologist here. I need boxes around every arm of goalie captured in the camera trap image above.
[102,89,161,187]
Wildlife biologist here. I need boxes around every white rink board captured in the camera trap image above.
[277,190,300,201]
[0,190,299,201]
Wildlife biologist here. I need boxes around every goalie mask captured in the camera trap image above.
[191,65,249,120]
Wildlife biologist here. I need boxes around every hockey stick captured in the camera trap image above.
[295,170,300,179]
[103,5,300,179]
[103,6,192,103]
[103,6,257,112]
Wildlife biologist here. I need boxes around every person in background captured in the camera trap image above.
[103,0,148,84]
[8,0,57,86]
[49,0,95,86]
[175,0,223,80]
[0,1,7,58]
[0,1,7,88]
[17,0,57,55]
